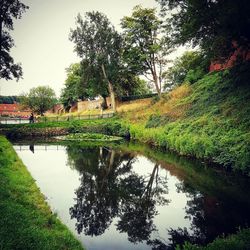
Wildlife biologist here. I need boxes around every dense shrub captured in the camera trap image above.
[145,114,163,128]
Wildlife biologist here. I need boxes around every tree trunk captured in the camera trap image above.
[109,149,115,169]
[0,20,2,54]
[152,60,161,97]
[108,81,116,112]
[101,64,116,112]
[153,71,161,97]
[101,95,108,109]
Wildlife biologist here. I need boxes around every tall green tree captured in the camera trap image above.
[80,59,110,108]
[21,86,57,116]
[70,11,123,111]
[60,63,94,111]
[0,0,28,80]
[116,74,151,97]
[121,5,172,97]
[61,61,151,110]
[164,51,209,89]
[60,64,81,111]
[157,0,250,61]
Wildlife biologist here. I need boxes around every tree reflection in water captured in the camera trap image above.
[9,139,250,250]
[67,144,169,244]
[68,146,134,236]
[117,163,169,243]
[66,143,250,249]
[149,175,250,249]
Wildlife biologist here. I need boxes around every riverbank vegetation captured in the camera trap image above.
[0,136,83,250]
[3,64,249,174]
[122,64,250,175]
[0,118,129,140]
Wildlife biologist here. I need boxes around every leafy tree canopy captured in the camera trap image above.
[116,74,151,97]
[157,0,250,61]
[69,11,123,111]
[0,0,29,80]
[20,86,57,116]
[121,5,172,96]
[60,61,151,110]
[164,51,209,89]
[60,63,94,111]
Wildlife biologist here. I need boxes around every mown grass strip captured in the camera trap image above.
[0,135,84,250]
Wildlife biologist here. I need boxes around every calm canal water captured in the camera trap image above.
[13,141,250,250]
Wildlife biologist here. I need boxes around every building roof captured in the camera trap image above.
[0,104,30,112]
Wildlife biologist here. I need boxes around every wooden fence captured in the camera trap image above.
[0,112,115,124]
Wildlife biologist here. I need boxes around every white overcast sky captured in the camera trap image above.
[0,0,185,97]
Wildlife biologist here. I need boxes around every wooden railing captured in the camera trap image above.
[37,112,115,123]
[0,117,29,124]
[0,112,115,124]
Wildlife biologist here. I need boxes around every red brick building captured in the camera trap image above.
[0,104,31,117]
[210,44,250,72]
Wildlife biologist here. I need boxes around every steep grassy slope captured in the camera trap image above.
[121,64,250,174]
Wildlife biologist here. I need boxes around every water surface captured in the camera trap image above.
[13,141,250,250]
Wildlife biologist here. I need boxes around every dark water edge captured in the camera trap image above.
[11,139,250,250]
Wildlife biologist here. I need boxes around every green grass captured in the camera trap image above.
[0,118,130,140]
[0,117,115,129]
[0,135,84,250]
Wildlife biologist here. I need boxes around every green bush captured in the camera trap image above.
[68,121,83,133]
[151,95,160,104]
[145,114,163,128]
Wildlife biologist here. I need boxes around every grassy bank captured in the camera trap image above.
[121,64,250,175]
[0,136,83,250]
[0,118,129,140]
